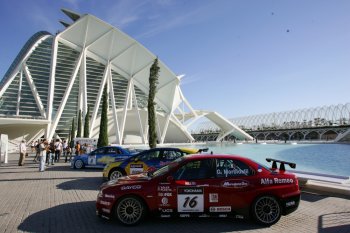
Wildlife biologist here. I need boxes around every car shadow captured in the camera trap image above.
[18,201,264,233]
[57,177,104,191]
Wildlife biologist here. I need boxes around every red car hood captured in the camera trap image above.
[102,173,151,188]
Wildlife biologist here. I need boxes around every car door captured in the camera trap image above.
[125,150,161,175]
[213,158,257,211]
[87,147,105,166]
[96,147,120,166]
[156,158,216,217]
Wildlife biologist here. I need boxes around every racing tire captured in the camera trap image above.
[74,159,84,169]
[109,169,125,180]
[115,196,146,225]
[252,195,281,226]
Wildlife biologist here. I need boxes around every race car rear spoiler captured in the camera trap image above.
[266,158,296,171]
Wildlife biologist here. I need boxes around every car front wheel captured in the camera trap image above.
[109,169,125,180]
[115,196,145,225]
[74,159,84,169]
[252,195,281,226]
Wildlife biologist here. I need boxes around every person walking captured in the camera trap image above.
[33,140,40,162]
[39,139,48,172]
[65,147,72,162]
[18,140,27,166]
[75,142,80,156]
[47,140,55,165]
[54,139,62,162]
[62,140,68,162]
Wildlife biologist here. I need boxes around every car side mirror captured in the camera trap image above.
[132,157,139,162]
[167,176,174,183]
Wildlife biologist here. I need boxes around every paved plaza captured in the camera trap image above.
[0,153,349,233]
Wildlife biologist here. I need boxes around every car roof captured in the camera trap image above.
[183,154,257,165]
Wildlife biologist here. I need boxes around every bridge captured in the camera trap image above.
[192,103,350,142]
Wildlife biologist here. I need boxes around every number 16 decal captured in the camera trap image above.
[177,187,204,212]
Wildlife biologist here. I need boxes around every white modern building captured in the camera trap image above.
[0,9,252,145]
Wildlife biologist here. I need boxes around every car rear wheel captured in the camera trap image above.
[115,196,145,225]
[74,159,84,169]
[252,195,281,226]
[109,169,125,180]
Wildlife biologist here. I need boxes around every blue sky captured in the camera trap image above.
[0,0,349,119]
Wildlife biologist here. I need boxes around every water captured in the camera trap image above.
[193,143,350,177]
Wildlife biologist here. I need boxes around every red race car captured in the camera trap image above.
[96,154,300,226]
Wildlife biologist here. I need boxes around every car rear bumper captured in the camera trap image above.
[281,193,300,215]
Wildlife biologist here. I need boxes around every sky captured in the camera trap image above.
[0,0,349,119]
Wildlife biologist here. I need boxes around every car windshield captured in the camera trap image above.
[152,157,185,177]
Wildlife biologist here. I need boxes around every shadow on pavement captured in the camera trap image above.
[57,177,103,191]
[18,201,263,233]
[318,212,350,233]
[301,192,328,202]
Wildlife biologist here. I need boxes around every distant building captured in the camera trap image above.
[0,9,252,144]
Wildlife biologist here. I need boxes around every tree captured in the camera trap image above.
[70,117,75,142]
[84,106,90,138]
[97,85,108,148]
[77,109,82,137]
[148,58,160,148]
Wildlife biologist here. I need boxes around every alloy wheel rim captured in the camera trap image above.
[111,171,123,180]
[117,198,143,224]
[75,160,83,169]
[255,196,280,224]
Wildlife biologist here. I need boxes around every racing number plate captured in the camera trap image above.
[177,187,204,212]
[88,155,96,165]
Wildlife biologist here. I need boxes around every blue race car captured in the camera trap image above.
[71,146,134,169]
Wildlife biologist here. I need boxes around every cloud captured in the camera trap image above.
[180,73,202,86]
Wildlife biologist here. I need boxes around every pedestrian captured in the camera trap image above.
[39,139,48,172]
[54,139,62,162]
[31,141,35,153]
[47,140,55,165]
[33,140,40,162]
[62,140,68,162]
[65,147,72,162]
[18,140,27,166]
[75,141,80,156]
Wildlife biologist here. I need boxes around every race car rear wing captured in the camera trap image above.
[266,158,296,171]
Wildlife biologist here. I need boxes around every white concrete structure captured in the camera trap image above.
[0,9,252,145]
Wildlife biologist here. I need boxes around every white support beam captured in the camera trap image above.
[89,63,109,137]
[160,114,171,144]
[108,64,121,144]
[16,70,23,116]
[120,78,133,142]
[48,51,83,140]
[46,35,59,137]
[79,49,87,115]
[131,84,145,144]
[23,64,47,118]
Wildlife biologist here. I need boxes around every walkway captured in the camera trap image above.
[0,154,349,233]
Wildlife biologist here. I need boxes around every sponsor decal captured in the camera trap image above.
[160,208,173,213]
[158,186,172,192]
[101,208,111,213]
[177,187,204,212]
[161,197,169,205]
[97,156,115,164]
[158,192,172,197]
[130,164,144,174]
[160,214,171,218]
[120,185,142,190]
[286,201,296,207]
[235,215,244,219]
[179,214,190,218]
[260,178,294,185]
[100,200,111,206]
[222,180,249,188]
[104,194,115,199]
[209,193,218,203]
[219,214,227,218]
[199,214,210,218]
[209,206,231,212]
